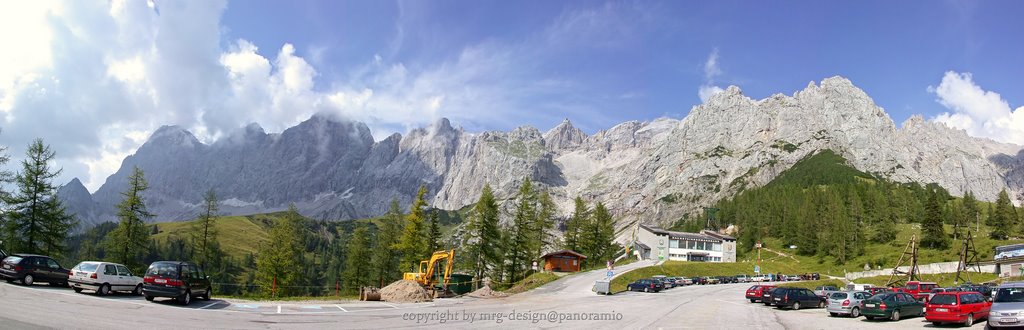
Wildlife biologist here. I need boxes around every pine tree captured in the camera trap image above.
[990,189,1014,240]
[0,130,12,209]
[563,197,588,253]
[342,222,373,292]
[191,189,220,270]
[255,205,306,296]
[426,209,442,252]
[505,178,536,283]
[371,199,404,287]
[462,184,500,286]
[948,200,966,241]
[4,139,77,256]
[398,185,429,272]
[105,166,154,270]
[921,188,949,249]
[534,190,557,258]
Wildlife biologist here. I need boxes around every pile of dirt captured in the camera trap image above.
[467,285,508,298]
[379,280,432,303]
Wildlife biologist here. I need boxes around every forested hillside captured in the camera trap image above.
[702,150,1023,271]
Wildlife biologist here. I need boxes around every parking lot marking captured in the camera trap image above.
[277,305,282,314]
[198,302,222,309]
[335,305,347,312]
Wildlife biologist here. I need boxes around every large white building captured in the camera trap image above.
[634,225,736,262]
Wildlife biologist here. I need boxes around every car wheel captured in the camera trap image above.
[933,321,942,326]
[749,299,756,303]
[964,313,973,327]
[644,287,649,293]
[850,307,860,318]
[134,284,143,296]
[202,287,212,301]
[145,295,154,301]
[891,310,900,321]
[819,301,825,308]
[178,290,191,305]
[73,287,83,293]
[829,312,837,317]
[865,316,874,320]
[98,284,110,296]
[792,302,801,310]
[22,274,33,286]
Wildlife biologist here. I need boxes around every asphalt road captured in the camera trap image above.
[0,264,994,330]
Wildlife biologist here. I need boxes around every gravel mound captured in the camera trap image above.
[380,280,432,303]
[467,285,508,298]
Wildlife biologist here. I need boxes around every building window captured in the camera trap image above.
[669,239,679,248]
[713,243,722,252]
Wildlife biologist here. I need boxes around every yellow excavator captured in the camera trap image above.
[403,249,456,298]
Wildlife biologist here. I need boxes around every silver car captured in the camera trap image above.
[989,282,1024,328]
[826,291,871,318]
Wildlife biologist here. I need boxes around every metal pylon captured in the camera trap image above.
[954,231,982,285]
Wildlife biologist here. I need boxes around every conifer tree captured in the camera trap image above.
[398,185,429,271]
[563,197,588,253]
[371,199,404,286]
[105,166,153,269]
[505,178,536,283]
[991,189,1014,240]
[534,190,558,258]
[963,191,980,233]
[463,184,500,286]
[5,139,77,257]
[255,205,306,296]
[586,201,616,264]
[342,223,373,292]
[426,209,442,253]
[921,188,949,249]
[191,189,220,270]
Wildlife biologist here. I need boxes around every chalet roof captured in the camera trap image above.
[540,250,587,259]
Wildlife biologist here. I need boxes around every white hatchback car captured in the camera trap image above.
[69,261,143,296]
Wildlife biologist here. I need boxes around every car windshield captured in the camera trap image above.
[830,292,848,299]
[74,262,99,272]
[929,294,957,305]
[907,284,919,290]
[146,263,178,277]
[995,288,1024,303]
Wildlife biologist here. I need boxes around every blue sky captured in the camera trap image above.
[0,0,1022,191]
[219,0,1024,132]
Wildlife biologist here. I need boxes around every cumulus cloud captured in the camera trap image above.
[930,71,1024,146]
[0,1,661,192]
[698,48,724,102]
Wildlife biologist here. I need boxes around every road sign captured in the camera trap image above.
[754,265,761,274]
[606,270,614,278]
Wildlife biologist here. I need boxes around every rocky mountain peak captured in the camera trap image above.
[544,118,587,151]
[146,125,200,149]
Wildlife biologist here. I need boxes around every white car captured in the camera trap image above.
[69,261,143,296]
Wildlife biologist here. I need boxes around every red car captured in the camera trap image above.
[897,281,938,302]
[746,285,776,303]
[925,291,990,327]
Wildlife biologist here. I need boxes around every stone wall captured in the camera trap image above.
[845,261,996,281]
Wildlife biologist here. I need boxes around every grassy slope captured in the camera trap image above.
[151,213,276,260]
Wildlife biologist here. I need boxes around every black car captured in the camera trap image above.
[958,283,993,299]
[627,279,664,293]
[0,254,69,287]
[772,287,826,310]
[142,261,212,305]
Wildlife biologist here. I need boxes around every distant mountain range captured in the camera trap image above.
[59,76,1024,229]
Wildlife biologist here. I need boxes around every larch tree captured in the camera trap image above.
[106,166,154,270]
[990,189,1014,240]
[426,209,442,253]
[462,184,500,287]
[563,197,588,253]
[505,178,536,283]
[5,139,76,256]
[921,188,949,249]
[397,185,429,272]
[342,223,373,292]
[370,199,404,287]
[191,189,221,270]
[255,205,306,296]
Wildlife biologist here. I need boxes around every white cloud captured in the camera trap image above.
[698,48,724,102]
[0,0,659,193]
[930,71,1024,146]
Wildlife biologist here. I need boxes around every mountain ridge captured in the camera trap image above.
[59,76,1024,229]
